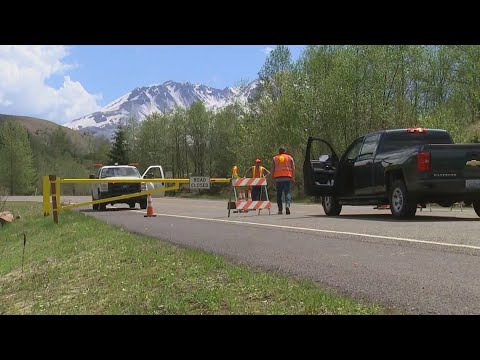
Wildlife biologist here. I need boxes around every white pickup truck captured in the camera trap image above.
[90,164,165,211]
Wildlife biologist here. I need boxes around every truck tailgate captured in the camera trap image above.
[427,144,480,179]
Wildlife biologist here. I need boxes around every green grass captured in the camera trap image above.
[0,202,390,314]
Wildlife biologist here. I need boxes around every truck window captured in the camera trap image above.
[101,169,114,178]
[345,138,364,160]
[379,131,453,153]
[310,139,335,161]
[358,133,380,158]
[100,167,141,178]
[147,167,163,179]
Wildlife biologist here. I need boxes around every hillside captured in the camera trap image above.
[0,114,110,195]
[0,114,100,153]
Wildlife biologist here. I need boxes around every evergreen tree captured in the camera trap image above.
[0,121,37,195]
[108,126,129,165]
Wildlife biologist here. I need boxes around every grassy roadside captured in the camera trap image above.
[0,202,390,314]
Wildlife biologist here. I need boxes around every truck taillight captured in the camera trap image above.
[417,151,431,172]
[407,127,426,133]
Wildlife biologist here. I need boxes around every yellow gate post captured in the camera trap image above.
[42,175,51,216]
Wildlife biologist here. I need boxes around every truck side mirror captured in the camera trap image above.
[89,174,96,179]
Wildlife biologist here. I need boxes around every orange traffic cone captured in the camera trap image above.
[144,193,157,217]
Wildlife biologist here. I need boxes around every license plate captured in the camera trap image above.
[466,179,480,189]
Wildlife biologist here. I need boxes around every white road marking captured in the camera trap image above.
[131,210,480,251]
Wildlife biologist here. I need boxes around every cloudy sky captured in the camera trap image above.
[0,45,306,125]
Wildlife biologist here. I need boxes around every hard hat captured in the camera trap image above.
[255,158,261,163]
[233,165,238,170]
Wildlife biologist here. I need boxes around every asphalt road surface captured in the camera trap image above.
[10,196,480,314]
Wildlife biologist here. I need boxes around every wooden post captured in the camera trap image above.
[49,175,58,224]
[228,185,232,217]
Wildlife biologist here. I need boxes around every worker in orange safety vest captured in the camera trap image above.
[244,158,270,201]
[271,147,295,215]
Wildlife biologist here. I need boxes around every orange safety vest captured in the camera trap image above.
[251,166,265,178]
[272,154,293,178]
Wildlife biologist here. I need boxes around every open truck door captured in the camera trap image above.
[142,165,165,198]
[303,137,339,197]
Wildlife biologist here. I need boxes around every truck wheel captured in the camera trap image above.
[389,180,417,219]
[322,196,342,216]
[473,201,480,217]
[129,203,136,209]
[140,200,147,210]
[99,203,107,211]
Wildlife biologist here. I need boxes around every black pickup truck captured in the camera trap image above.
[303,128,480,219]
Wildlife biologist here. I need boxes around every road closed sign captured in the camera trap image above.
[190,176,210,189]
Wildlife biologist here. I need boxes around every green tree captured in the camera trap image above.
[123,116,141,162]
[108,125,129,165]
[135,113,170,172]
[0,121,37,195]
[259,45,293,83]
[186,102,210,176]
[209,104,239,177]
[49,127,72,157]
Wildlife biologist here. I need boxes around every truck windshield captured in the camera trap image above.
[380,131,453,153]
[100,167,141,178]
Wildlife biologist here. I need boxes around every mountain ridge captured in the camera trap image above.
[64,79,259,138]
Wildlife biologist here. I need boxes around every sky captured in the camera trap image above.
[0,45,306,125]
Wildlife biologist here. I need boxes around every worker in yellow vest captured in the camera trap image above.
[232,165,239,179]
[271,147,295,215]
[232,165,246,204]
[244,158,270,201]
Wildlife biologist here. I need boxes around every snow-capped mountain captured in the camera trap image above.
[64,80,260,138]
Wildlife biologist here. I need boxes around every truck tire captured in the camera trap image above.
[99,202,107,211]
[389,179,417,219]
[322,196,342,216]
[140,199,147,210]
[473,201,480,217]
[129,203,136,209]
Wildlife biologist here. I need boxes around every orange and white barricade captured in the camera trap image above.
[228,178,271,217]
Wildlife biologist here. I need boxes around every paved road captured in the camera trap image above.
[10,196,480,314]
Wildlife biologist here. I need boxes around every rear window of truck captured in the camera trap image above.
[100,167,141,178]
[379,131,453,153]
